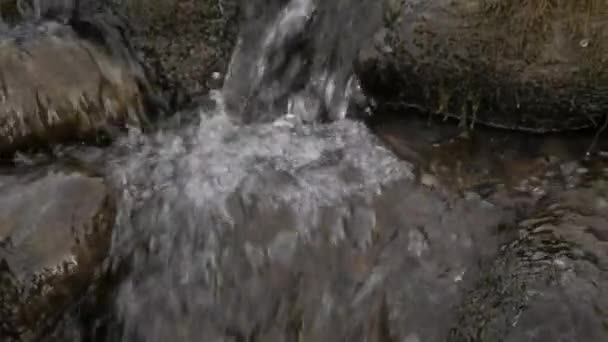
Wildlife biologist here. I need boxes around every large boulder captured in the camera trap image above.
[0,166,115,341]
[357,0,608,132]
[0,13,161,156]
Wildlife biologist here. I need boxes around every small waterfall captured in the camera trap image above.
[108,107,412,342]
[222,0,382,123]
[97,1,417,341]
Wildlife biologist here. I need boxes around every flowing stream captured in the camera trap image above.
[59,1,512,340]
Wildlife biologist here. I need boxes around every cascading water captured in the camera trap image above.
[222,0,382,123]
[68,1,506,341]
[108,104,417,342]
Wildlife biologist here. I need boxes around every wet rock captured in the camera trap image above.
[0,13,161,156]
[357,0,608,133]
[450,186,608,342]
[371,114,607,340]
[0,167,115,341]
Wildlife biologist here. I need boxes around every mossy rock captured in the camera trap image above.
[358,0,608,132]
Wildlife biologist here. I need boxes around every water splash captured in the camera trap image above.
[95,1,413,340]
[34,2,604,339]
[27,2,515,340]
[106,91,414,341]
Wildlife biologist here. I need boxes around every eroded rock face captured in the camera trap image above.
[0,167,115,341]
[357,0,608,132]
[0,13,161,156]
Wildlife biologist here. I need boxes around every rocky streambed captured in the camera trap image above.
[0,1,607,342]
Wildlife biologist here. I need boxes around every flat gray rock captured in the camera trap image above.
[0,167,115,341]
